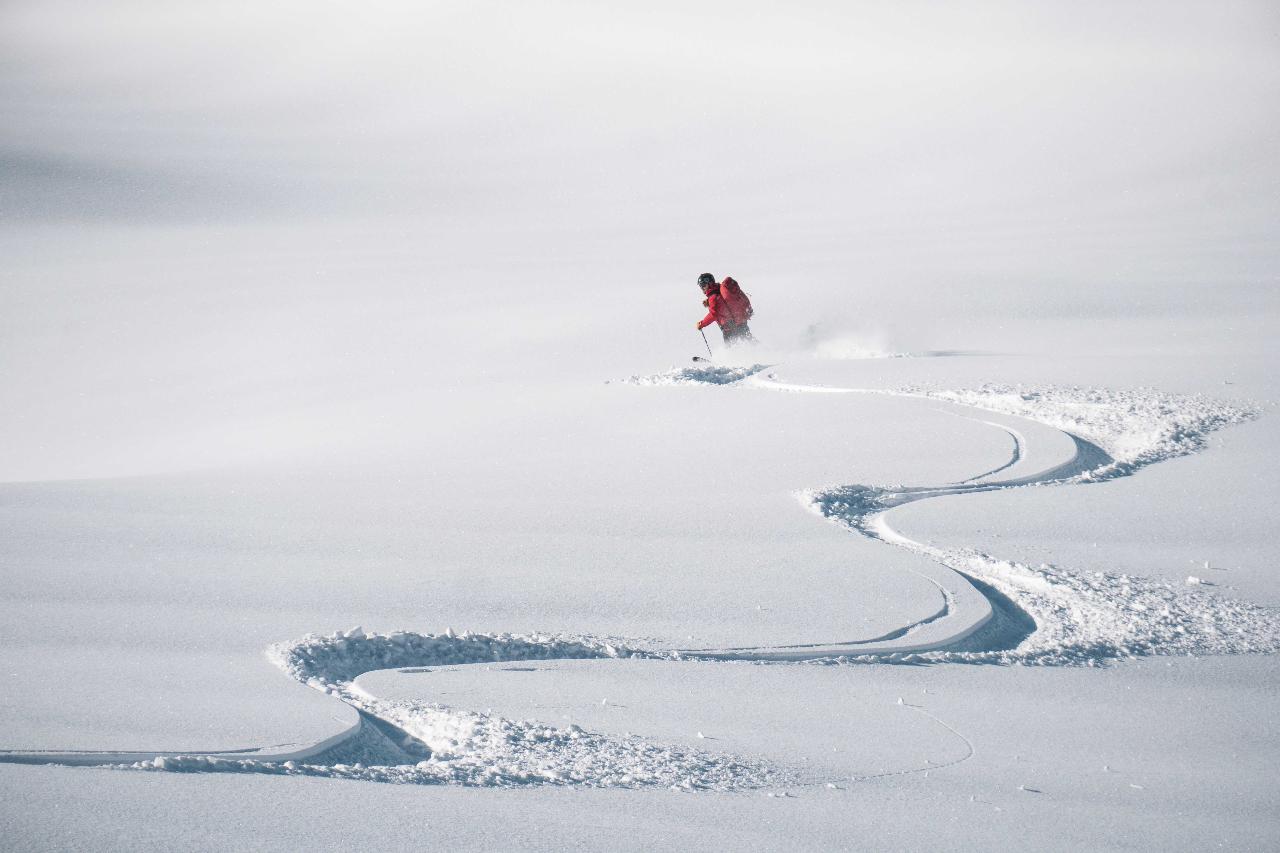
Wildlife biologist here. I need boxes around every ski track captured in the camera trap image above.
[5,364,1278,791]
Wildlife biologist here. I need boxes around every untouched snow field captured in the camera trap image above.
[3,2,1280,850]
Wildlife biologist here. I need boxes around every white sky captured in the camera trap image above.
[4,1,1277,253]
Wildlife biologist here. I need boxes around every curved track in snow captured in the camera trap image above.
[682,374,1114,662]
[3,366,1276,789]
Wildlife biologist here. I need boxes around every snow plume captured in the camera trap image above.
[801,324,907,360]
[118,630,791,790]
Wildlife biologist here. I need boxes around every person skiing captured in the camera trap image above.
[695,273,756,346]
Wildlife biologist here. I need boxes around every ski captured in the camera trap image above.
[692,355,712,363]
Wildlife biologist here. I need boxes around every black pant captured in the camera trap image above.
[722,323,755,346]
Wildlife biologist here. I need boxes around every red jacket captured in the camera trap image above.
[697,293,728,330]
[697,280,752,330]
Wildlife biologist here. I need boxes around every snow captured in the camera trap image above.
[4,1,1280,850]
[620,363,771,386]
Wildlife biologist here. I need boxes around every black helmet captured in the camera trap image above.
[697,272,716,288]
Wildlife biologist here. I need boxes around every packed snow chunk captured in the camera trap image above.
[622,363,769,387]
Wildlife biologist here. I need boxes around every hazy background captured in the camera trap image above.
[3,11,1280,849]
[3,0,1278,480]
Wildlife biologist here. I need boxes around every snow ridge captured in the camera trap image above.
[919,549,1280,665]
[116,630,790,790]
[792,382,1277,665]
[905,384,1259,481]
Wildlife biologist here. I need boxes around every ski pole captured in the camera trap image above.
[699,327,713,358]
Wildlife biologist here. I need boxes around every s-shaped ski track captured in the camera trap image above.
[2,366,1272,790]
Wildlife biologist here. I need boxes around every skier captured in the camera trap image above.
[695,273,756,346]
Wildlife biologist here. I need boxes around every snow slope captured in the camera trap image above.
[6,367,1272,800]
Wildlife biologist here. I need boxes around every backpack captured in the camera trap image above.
[719,277,754,326]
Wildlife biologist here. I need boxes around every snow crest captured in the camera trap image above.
[905,383,1258,481]
[931,550,1280,665]
[119,630,791,790]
